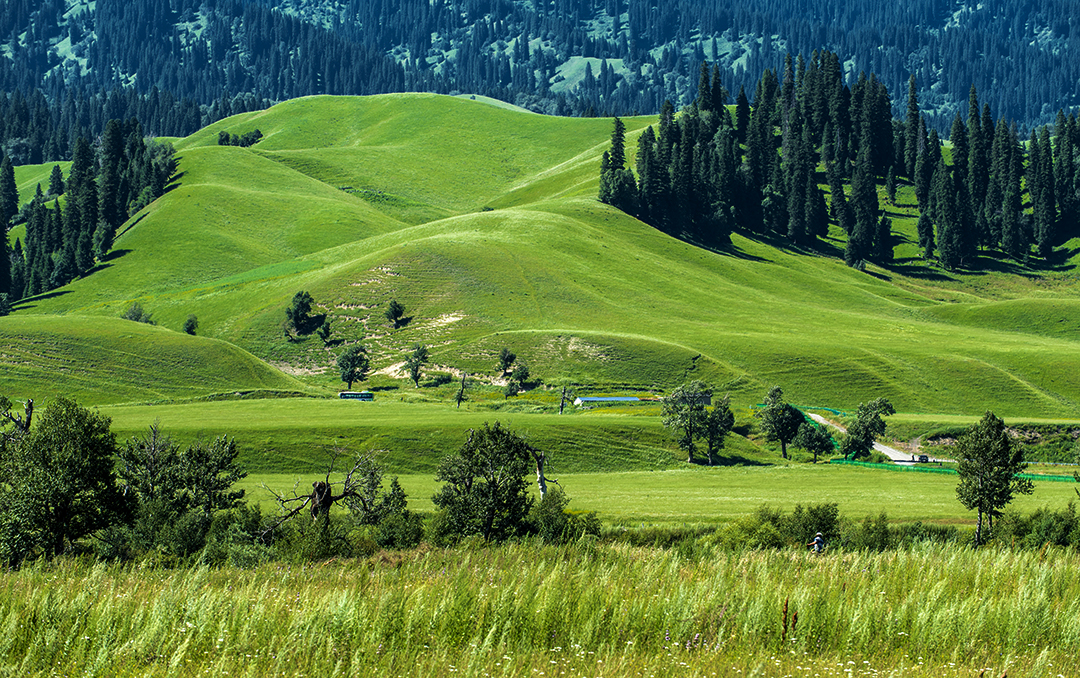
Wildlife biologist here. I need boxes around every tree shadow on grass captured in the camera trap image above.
[696,454,769,467]
[12,289,72,310]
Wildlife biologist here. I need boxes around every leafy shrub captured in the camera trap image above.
[376,510,425,549]
[122,302,154,324]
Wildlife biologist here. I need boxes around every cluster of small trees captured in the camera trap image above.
[216,129,263,147]
[0,397,248,565]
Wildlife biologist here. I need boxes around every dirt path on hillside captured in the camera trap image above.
[806,413,949,464]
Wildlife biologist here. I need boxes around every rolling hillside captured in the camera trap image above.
[5,93,1080,422]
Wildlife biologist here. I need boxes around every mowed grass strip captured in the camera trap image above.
[245,463,1080,525]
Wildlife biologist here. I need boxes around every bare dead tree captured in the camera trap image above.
[526,444,559,501]
[0,396,32,433]
[260,448,385,542]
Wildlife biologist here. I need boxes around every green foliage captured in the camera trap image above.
[498,347,516,374]
[316,318,331,345]
[385,299,405,329]
[840,397,895,459]
[183,314,198,335]
[285,290,314,333]
[431,422,533,543]
[529,486,600,544]
[661,380,711,463]
[113,423,247,558]
[0,398,128,564]
[121,302,154,324]
[405,343,429,388]
[793,421,834,463]
[702,394,735,465]
[756,386,803,459]
[337,344,370,389]
[955,411,1035,545]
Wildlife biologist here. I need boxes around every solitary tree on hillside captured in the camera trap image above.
[662,380,712,464]
[337,344,370,389]
[956,411,1033,546]
[385,299,405,329]
[756,386,803,460]
[498,348,516,375]
[285,291,314,332]
[405,343,429,387]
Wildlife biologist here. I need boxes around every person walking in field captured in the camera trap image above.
[807,532,825,553]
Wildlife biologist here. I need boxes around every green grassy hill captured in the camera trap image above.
[5,92,1080,431]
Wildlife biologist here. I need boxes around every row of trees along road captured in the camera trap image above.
[601,55,1080,270]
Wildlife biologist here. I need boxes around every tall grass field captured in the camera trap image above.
[2,543,1077,677]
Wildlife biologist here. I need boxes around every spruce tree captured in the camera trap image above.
[903,75,920,179]
[48,164,64,196]
[884,166,896,205]
[0,156,17,227]
[735,86,750,144]
[950,113,969,188]
[710,64,728,116]
[1053,111,1076,241]
[874,214,893,263]
[1000,129,1026,262]
[916,211,935,259]
[966,87,989,219]
[932,157,962,270]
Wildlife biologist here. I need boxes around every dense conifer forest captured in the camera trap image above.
[1,0,1079,156]
[600,54,1080,271]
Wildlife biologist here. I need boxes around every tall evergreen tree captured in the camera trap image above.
[0,156,17,228]
[735,86,750,145]
[904,75,920,179]
[1000,128,1027,262]
[932,156,962,270]
[950,113,969,188]
[916,211,935,259]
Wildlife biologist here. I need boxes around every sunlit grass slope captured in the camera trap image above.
[0,315,310,406]
[9,93,1080,419]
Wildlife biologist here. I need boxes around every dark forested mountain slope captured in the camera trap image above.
[1,0,1078,142]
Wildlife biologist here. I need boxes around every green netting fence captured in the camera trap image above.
[829,459,1078,483]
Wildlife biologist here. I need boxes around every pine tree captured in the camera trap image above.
[950,113,969,188]
[903,75,920,179]
[913,121,932,211]
[735,86,750,144]
[932,157,962,270]
[884,166,896,205]
[0,156,17,227]
[916,211,935,259]
[710,64,728,116]
[804,174,829,239]
[48,164,64,196]
[966,87,989,224]
[850,141,878,238]
[696,62,712,112]
[1053,111,1076,241]
[1000,128,1026,262]
[874,214,893,263]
